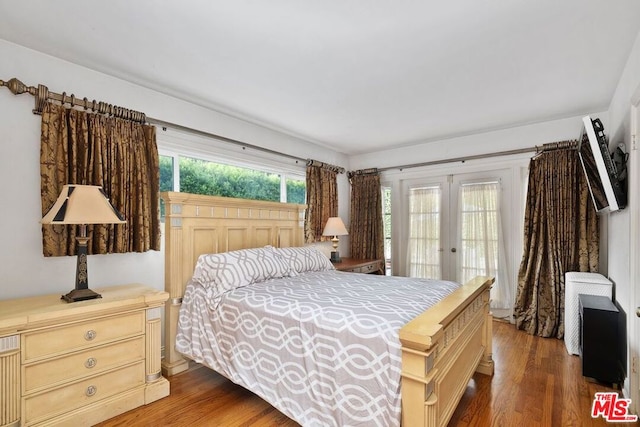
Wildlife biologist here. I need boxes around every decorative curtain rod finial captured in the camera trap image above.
[1,77,36,96]
[1,76,146,122]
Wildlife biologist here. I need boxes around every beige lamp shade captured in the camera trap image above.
[322,217,347,263]
[41,184,126,225]
[322,217,348,237]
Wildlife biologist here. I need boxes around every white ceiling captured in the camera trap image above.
[1,1,639,155]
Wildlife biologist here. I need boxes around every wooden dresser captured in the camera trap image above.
[333,257,384,274]
[0,284,170,427]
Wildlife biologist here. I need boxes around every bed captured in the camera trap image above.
[160,192,494,427]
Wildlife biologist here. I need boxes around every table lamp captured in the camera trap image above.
[41,184,126,302]
[322,217,348,263]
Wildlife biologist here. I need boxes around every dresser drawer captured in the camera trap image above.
[23,336,145,394]
[360,262,381,273]
[23,360,145,425]
[22,311,145,362]
[345,263,381,273]
[334,258,383,274]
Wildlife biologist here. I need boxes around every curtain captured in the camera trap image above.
[457,182,511,315]
[407,185,442,279]
[349,173,384,269]
[514,148,599,338]
[305,164,338,242]
[40,102,160,256]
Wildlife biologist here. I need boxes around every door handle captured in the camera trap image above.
[636,307,640,318]
[451,248,457,253]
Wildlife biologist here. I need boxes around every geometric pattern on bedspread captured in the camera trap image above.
[176,270,459,427]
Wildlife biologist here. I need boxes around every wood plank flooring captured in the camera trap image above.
[97,320,635,426]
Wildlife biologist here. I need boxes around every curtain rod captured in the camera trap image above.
[0,76,310,165]
[147,117,308,165]
[377,146,544,172]
[535,139,577,153]
[150,118,348,173]
[305,159,345,174]
[348,168,379,178]
[0,77,147,123]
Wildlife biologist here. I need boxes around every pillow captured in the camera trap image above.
[191,246,291,308]
[275,246,335,275]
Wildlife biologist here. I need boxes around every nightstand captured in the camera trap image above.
[333,257,384,274]
[0,284,169,427]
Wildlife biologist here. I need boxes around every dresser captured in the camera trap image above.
[333,258,384,274]
[0,284,170,427]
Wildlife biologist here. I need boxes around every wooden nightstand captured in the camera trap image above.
[333,257,384,274]
[0,284,169,427]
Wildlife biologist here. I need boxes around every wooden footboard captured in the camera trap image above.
[400,276,494,427]
[160,192,494,426]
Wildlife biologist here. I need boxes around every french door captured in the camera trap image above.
[404,170,512,311]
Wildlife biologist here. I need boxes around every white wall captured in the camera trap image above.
[606,30,640,402]
[607,30,640,299]
[0,40,348,300]
[349,114,598,172]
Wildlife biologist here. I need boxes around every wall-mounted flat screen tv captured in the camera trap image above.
[578,116,626,213]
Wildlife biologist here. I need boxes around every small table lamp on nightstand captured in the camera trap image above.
[41,184,126,302]
[322,216,348,263]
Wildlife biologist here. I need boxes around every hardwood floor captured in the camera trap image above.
[97,320,635,426]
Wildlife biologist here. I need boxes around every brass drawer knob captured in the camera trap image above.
[85,357,97,369]
[84,330,97,341]
[86,385,97,397]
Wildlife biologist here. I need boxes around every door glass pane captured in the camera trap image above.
[408,185,441,279]
[458,181,499,284]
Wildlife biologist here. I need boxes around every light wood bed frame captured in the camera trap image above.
[160,191,494,427]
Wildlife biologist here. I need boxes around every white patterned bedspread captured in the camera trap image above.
[176,270,459,427]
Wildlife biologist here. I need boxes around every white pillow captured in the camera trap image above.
[275,247,335,275]
[192,246,291,308]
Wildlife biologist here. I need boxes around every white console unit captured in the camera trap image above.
[564,272,612,355]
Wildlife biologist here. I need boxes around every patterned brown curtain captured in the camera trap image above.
[40,102,160,256]
[305,163,338,242]
[349,171,385,269]
[514,146,599,338]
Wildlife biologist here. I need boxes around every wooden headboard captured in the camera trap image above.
[160,192,306,376]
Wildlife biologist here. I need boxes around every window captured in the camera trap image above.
[157,130,306,223]
[179,156,281,201]
[158,152,305,206]
[382,186,392,275]
[286,177,306,204]
[159,154,175,221]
